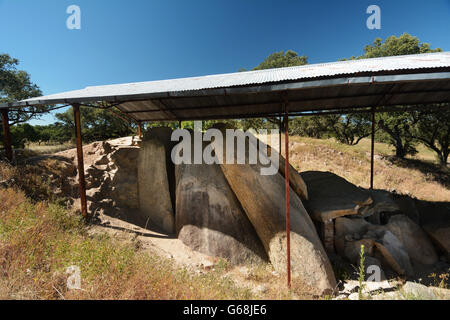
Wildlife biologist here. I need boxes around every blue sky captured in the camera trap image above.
[1,0,449,124]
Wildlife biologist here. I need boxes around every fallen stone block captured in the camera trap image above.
[386,215,438,265]
[423,224,450,261]
[374,230,414,277]
[335,217,370,257]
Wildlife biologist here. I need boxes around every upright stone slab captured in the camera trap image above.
[138,127,175,234]
[175,137,267,265]
[212,131,336,295]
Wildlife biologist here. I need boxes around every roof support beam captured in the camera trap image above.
[136,102,450,122]
[152,99,177,120]
[121,87,450,120]
[370,107,376,190]
[1,109,13,163]
[138,121,143,139]
[73,103,88,219]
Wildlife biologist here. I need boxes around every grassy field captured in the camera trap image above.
[26,142,75,155]
[0,187,257,300]
[284,136,449,202]
[15,142,76,158]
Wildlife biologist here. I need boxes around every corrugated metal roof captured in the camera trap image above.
[1,52,450,121]
[8,51,450,105]
[83,51,450,93]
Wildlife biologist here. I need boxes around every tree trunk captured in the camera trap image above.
[439,150,449,166]
[395,144,407,158]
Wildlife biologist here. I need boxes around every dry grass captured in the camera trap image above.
[283,136,450,202]
[25,142,75,156]
[0,157,77,204]
[0,187,257,300]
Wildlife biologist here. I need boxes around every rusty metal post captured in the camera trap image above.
[73,104,88,218]
[284,96,291,289]
[138,121,143,139]
[279,116,282,152]
[1,109,13,163]
[370,107,376,190]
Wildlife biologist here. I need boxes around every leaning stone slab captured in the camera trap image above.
[423,224,450,261]
[374,230,414,277]
[300,171,373,222]
[235,128,309,201]
[386,215,438,265]
[277,151,309,201]
[257,137,308,200]
[212,134,336,295]
[175,139,267,265]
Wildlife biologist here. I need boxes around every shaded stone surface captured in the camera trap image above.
[335,217,415,278]
[374,230,414,277]
[344,239,375,264]
[300,171,373,222]
[423,224,450,260]
[138,129,175,234]
[392,194,421,225]
[359,189,400,218]
[110,146,140,209]
[239,130,309,201]
[277,152,309,201]
[386,215,438,265]
[335,217,370,257]
[175,138,267,265]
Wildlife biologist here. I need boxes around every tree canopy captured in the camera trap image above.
[252,50,308,70]
[357,33,445,163]
[0,53,49,125]
[54,106,135,143]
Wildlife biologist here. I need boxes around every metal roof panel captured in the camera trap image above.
[11,51,450,105]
